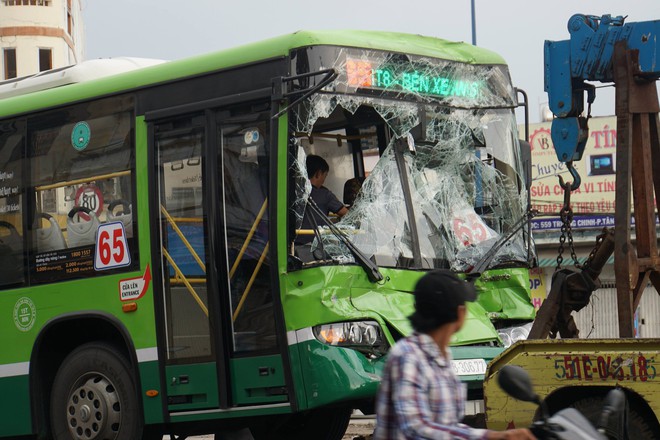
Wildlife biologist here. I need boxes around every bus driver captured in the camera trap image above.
[296,154,348,246]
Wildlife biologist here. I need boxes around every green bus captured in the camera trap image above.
[0,30,536,440]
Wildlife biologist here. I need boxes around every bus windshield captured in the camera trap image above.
[290,46,530,272]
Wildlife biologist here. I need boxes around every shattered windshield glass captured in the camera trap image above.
[289,47,531,272]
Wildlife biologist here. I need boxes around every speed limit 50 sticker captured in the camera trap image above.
[95,222,131,271]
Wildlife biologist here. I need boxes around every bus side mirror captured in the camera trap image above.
[519,140,532,191]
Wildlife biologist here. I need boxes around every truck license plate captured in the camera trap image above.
[452,359,487,376]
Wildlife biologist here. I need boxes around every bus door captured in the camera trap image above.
[214,106,286,407]
[154,114,222,411]
[153,106,287,414]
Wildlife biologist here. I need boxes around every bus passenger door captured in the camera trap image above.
[215,107,287,407]
[154,115,222,411]
[153,106,287,415]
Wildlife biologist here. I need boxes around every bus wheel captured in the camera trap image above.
[50,342,143,440]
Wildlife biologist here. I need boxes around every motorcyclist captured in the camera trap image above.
[374,269,536,440]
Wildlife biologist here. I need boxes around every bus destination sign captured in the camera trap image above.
[345,58,481,99]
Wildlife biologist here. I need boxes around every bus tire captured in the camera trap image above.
[570,395,658,439]
[50,342,143,440]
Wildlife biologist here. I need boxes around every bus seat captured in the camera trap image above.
[0,220,21,247]
[107,199,133,237]
[67,206,100,248]
[343,176,365,206]
[294,242,329,263]
[35,212,67,252]
[0,221,23,284]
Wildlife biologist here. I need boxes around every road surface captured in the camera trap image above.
[165,418,376,439]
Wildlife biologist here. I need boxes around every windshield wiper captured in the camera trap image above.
[468,208,537,276]
[306,197,384,283]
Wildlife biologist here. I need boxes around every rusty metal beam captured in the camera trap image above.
[652,114,660,217]
[613,42,636,337]
[529,230,614,339]
[612,41,660,337]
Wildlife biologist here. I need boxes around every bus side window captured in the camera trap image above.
[26,96,138,283]
[0,120,25,288]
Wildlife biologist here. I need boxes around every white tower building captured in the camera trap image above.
[0,0,84,80]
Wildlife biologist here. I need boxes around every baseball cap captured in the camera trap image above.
[409,269,477,331]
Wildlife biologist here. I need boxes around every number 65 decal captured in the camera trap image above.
[95,222,131,271]
[452,210,494,247]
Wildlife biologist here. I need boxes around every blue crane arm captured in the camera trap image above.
[544,14,660,185]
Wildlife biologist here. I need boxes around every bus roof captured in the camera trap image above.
[0,30,507,118]
[0,57,166,99]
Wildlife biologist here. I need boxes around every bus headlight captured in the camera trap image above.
[313,321,387,358]
[497,322,533,348]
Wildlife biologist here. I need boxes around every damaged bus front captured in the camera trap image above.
[279,40,536,413]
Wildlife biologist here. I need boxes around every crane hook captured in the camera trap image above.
[558,162,581,191]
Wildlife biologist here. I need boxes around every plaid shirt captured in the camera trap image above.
[374,333,488,440]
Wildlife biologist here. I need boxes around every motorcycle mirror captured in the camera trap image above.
[497,365,541,404]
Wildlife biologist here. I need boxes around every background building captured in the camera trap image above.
[0,0,84,80]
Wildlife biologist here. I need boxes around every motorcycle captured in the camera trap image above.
[497,365,626,439]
